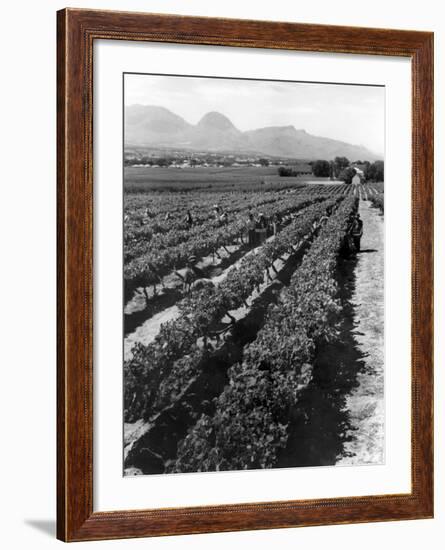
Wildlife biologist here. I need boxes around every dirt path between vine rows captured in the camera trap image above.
[124,232,279,359]
[338,199,384,465]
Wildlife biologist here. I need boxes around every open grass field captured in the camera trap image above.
[124,166,315,193]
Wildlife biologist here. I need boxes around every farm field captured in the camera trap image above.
[122,179,385,475]
[124,165,316,193]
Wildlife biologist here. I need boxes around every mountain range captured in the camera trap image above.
[125,105,381,161]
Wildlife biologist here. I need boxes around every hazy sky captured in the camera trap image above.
[125,73,385,156]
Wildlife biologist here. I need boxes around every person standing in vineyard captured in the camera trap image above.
[318,207,331,228]
[272,212,281,236]
[351,213,363,251]
[340,212,358,257]
[185,209,194,228]
[247,212,256,246]
[256,213,267,244]
[219,210,228,226]
[176,255,206,293]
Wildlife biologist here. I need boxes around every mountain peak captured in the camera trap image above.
[125,105,191,137]
[125,105,380,161]
[198,111,238,131]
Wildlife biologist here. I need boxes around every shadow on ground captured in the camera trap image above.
[124,244,253,337]
[277,253,367,467]
[124,288,181,336]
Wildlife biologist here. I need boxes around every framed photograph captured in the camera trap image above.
[57,8,434,542]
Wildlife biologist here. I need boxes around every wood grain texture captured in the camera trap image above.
[57,8,434,542]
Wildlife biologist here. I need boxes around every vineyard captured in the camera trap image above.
[123,180,385,475]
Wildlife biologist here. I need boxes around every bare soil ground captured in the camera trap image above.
[338,199,384,464]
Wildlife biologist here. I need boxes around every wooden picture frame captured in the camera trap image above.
[57,8,434,542]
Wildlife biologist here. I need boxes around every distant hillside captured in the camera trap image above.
[125,105,381,161]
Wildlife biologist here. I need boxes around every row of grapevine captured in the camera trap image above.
[124,194,331,300]
[124,184,346,248]
[124,197,342,423]
[368,193,384,213]
[169,196,358,473]
[124,191,288,251]
[124,192,306,264]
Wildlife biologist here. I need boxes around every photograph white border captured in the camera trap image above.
[93,40,411,512]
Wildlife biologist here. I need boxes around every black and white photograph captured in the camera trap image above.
[0,0,439,546]
[122,73,385,476]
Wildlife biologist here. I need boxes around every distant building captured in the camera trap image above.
[351,166,365,183]
[352,163,368,173]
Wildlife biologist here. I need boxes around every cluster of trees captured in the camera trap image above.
[312,160,331,177]
[310,157,384,184]
[333,156,350,178]
[337,161,384,184]
[277,164,312,177]
[365,160,384,182]
[278,166,299,177]
[338,166,358,184]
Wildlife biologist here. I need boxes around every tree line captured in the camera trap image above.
[279,157,384,183]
